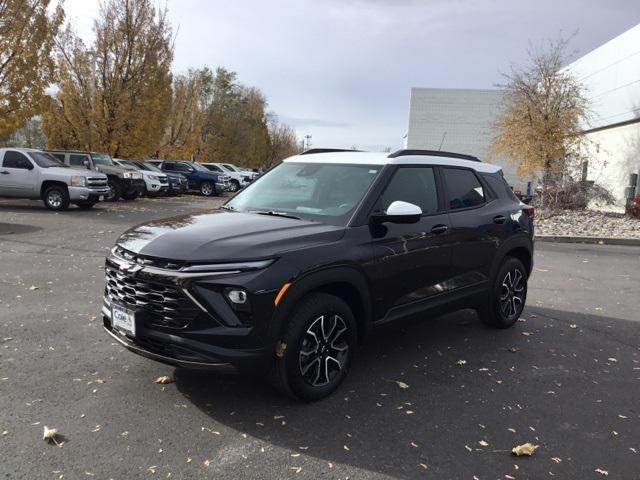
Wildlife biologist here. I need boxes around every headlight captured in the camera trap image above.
[70,176,87,187]
[123,171,133,179]
[149,175,161,180]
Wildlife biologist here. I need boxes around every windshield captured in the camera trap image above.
[226,162,380,226]
[191,162,210,172]
[223,164,240,172]
[30,152,66,168]
[141,162,163,173]
[91,153,115,166]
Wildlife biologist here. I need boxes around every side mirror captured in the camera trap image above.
[83,160,90,169]
[372,201,422,224]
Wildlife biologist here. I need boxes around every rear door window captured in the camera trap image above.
[70,154,89,167]
[442,168,485,210]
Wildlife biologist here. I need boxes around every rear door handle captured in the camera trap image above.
[493,215,506,224]
[431,224,448,234]
[0,171,9,175]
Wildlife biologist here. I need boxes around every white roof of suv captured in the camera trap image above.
[284,150,501,174]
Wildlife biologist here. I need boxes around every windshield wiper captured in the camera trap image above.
[252,210,302,220]
[220,204,236,211]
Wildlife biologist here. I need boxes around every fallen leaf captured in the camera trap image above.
[410,442,419,448]
[478,440,489,447]
[456,359,467,366]
[43,426,62,447]
[29,285,39,291]
[275,341,287,358]
[509,347,519,353]
[512,442,538,456]
[155,376,174,384]
[393,380,409,389]
[343,445,350,451]
[419,463,428,470]
[552,457,562,463]
[521,332,532,336]
[147,466,157,474]
[607,358,617,363]
[595,468,609,476]
[569,324,577,329]
[290,467,302,474]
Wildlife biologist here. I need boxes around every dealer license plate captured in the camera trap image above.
[112,304,136,337]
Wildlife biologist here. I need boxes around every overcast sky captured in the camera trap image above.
[63,0,640,151]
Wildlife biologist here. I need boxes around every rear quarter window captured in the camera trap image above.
[483,173,520,202]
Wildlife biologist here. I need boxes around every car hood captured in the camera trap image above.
[117,211,345,262]
[48,166,102,177]
[95,164,127,176]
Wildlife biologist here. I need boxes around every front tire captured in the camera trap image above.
[271,293,356,402]
[200,181,215,197]
[477,257,528,328]
[121,190,139,201]
[75,202,96,209]
[229,179,240,192]
[43,185,70,211]
[106,179,122,202]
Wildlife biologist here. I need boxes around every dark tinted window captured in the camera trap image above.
[442,168,485,209]
[206,165,223,172]
[174,163,192,172]
[2,151,32,169]
[380,167,439,214]
[483,173,520,202]
[70,154,89,167]
[30,152,64,168]
[161,162,174,171]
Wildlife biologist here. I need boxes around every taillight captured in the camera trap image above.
[522,205,535,221]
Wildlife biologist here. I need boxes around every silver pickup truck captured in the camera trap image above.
[0,147,109,210]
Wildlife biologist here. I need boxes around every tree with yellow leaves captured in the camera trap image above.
[43,0,173,158]
[0,0,63,141]
[491,38,590,206]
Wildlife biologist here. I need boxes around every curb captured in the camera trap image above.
[535,235,640,246]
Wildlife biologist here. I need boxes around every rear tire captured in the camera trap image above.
[200,181,215,197]
[477,257,528,328]
[43,185,70,211]
[270,293,356,402]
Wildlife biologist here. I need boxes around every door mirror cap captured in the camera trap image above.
[373,200,422,224]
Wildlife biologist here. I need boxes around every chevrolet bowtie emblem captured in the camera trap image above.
[120,262,142,274]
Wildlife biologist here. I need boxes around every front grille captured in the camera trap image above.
[87,177,108,187]
[105,263,199,329]
[113,246,183,270]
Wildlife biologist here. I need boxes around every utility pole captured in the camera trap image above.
[304,134,312,151]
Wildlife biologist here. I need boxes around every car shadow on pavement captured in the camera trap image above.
[175,307,639,479]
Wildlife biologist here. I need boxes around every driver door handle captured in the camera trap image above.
[493,215,507,224]
[431,224,448,234]
[0,171,9,175]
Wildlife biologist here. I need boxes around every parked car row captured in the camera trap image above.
[0,147,255,211]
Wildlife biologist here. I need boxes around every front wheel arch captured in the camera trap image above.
[270,266,373,349]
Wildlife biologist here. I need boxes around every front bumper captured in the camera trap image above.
[100,252,281,372]
[68,186,110,201]
[216,181,230,192]
[123,178,146,195]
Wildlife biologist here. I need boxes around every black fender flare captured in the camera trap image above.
[268,265,374,347]
[489,234,534,281]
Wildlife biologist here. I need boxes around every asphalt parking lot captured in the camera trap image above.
[1,197,639,479]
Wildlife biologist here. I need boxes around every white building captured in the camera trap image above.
[406,24,640,211]
[564,24,640,211]
[405,88,534,194]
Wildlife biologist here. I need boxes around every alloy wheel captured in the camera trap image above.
[298,314,349,387]
[201,183,213,196]
[500,268,525,319]
[47,190,63,209]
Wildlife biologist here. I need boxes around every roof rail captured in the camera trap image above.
[388,149,481,162]
[300,148,363,155]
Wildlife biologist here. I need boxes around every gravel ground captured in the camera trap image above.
[535,209,640,238]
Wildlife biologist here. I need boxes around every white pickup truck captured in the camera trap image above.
[0,147,109,210]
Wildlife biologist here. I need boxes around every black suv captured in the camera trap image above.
[103,149,534,401]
